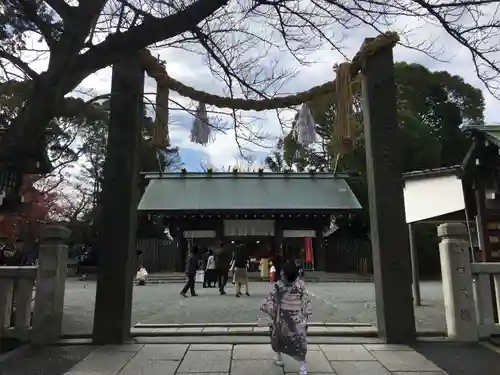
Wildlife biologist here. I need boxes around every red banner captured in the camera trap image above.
[304,237,313,263]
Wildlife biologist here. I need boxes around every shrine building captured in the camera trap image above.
[137,170,361,271]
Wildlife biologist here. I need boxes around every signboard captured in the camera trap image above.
[183,230,216,238]
[224,220,275,236]
[283,229,316,238]
[404,174,465,223]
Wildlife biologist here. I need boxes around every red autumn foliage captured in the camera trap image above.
[0,175,61,242]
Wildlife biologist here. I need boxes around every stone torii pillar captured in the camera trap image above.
[93,55,145,344]
[361,38,416,343]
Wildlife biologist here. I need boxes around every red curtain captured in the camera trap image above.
[304,237,313,263]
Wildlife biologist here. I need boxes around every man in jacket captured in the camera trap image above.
[215,242,231,295]
[180,246,199,297]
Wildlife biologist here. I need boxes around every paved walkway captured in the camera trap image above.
[64,343,447,374]
[62,280,446,335]
[145,272,374,283]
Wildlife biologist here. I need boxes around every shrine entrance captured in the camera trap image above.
[92,32,417,345]
[138,172,361,273]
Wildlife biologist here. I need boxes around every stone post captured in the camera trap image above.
[360,37,415,343]
[31,225,71,345]
[438,223,478,342]
[92,55,145,344]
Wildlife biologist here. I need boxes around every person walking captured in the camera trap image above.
[261,260,311,375]
[233,244,250,297]
[205,249,216,287]
[180,246,199,298]
[215,242,231,295]
[260,257,269,280]
[201,248,210,288]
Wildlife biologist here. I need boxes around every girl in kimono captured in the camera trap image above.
[260,260,311,375]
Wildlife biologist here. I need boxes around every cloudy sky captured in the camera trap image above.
[69,7,500,172]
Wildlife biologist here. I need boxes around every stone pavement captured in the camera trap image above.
[64,342,448,375]
[145,272,374,283]
[62,280,446,335]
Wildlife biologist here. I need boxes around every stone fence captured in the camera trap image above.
[438,222,500,342]
[0,225,70,345]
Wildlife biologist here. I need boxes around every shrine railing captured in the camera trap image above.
[471,262,500,338]
[0,225,70,345]
[0,266,37,342]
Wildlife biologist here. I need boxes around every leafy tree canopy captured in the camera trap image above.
[270,62,484,174]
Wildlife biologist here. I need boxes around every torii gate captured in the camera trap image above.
[92,34,416,345]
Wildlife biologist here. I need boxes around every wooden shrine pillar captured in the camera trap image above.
[408,223,421,307]
[93,55,144,344]
[215,218,225,243]
[474,140,491,262]
[178,235,188,272]
[273,220,283,255]
[313,226,324,271]
[360,38,416,343]
[175,219,188,272]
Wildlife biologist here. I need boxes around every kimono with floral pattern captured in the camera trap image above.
[260,278,311,361]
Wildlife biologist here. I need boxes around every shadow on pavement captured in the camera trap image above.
[0,345,95,375]
[412,342,500,375]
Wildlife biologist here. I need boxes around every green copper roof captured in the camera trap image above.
[138,172,361,212]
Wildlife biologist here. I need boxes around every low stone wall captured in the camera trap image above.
[0,225,71,345]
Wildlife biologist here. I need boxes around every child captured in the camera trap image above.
[260,260,311,375]
[269,262,276,282]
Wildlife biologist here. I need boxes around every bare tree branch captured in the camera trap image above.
[1,0,499,165]
[0,50,39,78]
[45,0,74,21]
[75,0,230,78]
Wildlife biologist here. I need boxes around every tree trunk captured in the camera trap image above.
[1,75,64,160]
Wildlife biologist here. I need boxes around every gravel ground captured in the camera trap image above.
[62,279,446,335]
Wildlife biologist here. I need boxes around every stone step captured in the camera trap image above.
[130,326,378,337]
[134,322,374,328]
[128,322,378,337]
[56,336,392,345]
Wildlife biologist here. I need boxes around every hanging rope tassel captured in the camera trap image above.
[151,82,170,149]
[190,102,211,145]
[296,103,317,147]
[332,62,357,174]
